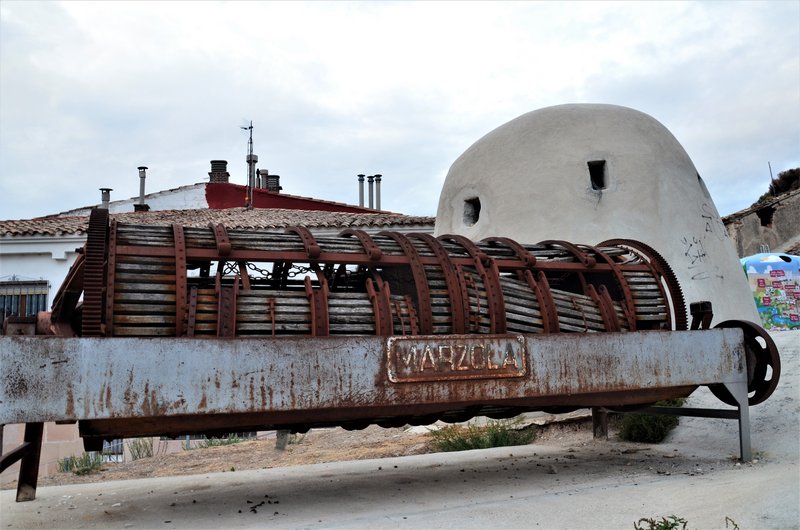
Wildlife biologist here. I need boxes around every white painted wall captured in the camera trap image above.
[0,235,87,307]
[59,183,208,217]
[435,104,759,325]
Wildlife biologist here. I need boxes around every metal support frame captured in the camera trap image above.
[1,329,751,501]
[637,382,753,462]
[596,377,752,462]
[0,422,43,502]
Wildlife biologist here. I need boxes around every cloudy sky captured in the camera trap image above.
[1,1,798,221]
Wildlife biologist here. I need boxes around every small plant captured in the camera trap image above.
[288,433,306,445]
[428,418,536,452]
[126,437,154,461]
[196,434,243,448]
[634,515,688,530]
[57,452,103,475]
[619,399,685,444]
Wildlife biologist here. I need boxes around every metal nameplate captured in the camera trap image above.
[386,335,527,383]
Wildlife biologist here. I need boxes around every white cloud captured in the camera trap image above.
[1,1,798,220]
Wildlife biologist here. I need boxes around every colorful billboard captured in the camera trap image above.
[741,253,800,330]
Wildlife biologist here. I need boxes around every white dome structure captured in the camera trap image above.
[435,104,758,324]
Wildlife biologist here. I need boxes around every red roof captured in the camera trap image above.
[206,182,384,213]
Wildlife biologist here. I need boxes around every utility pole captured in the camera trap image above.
[241,121,255,209]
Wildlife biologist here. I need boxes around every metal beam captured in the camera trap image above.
[1,329,746,426]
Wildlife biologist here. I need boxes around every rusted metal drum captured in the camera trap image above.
[49,210,686,339]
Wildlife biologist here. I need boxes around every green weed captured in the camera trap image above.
[57,452,103,475]
[634,514,739,530]
[619,399,686,444]
[634,515,688,530]
[428,418,536,452]
[126,437,154,461]
[195,434,243,448]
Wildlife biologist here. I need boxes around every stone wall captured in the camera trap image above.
[1,423,85,488]
[723,189,800,258]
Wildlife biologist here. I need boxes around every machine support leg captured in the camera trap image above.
[16,422,44,502]
[723,381,752,462]
[592,407,608,440]
[275,430,290,450]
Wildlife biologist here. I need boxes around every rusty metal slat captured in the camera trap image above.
[379,231,433,335]
[480,237,538,268]
[114,292,176,303]
[286,226,322,260]
[538,240,597,268]
[501,300,544,318]
[441,234,507,334]
[586,245,638,331]
[114,257,175,269]
[114,315,177,324]
[493,255,650,271]
[81,209,109,337]
[0,329,747,425]
[412,233,469,334]
[114,282,176,293]
[236,323,311,332]
[113,244,479,268]
[104,220,118,336]
[210,223,232,257]
[173,225,187,337]
[304,276,330,336]
[114,303,176,314]
[600,238,687,330]
[528,271,559,333]
[623,255,685,329]
[338,229,383,260]
[216,275,239,338]
[587,284,619,332]
[365,278,391,336]
[115,272,177,282]
[113,327,177,337]
[50,251,85,328]
[186,286,198,337]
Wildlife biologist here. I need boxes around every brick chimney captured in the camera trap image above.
[209,160,230,183]
[258,169,282,193]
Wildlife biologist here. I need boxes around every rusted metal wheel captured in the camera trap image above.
[709,320,781,406]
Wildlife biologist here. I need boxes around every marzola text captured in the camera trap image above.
[388,336,527,382]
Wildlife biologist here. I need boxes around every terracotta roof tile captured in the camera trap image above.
[0,208,434,237]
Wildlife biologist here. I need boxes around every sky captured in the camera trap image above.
[1,1,798,221]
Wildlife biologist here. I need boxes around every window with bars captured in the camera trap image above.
[101,439,124,463]
[0,278,49,320]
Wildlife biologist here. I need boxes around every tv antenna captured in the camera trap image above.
[241,121,255,209]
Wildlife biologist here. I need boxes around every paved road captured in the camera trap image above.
[2,332,798,529]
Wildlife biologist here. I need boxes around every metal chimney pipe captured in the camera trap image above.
[100,188,112,210]
[374,174,382,211]
[246,154,258,209]
[357,174,365,207]
[367,175,375,209]
[137,166,148,205]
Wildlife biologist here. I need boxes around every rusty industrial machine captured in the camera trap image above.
[57,209,686,339]
[1,209,781,501]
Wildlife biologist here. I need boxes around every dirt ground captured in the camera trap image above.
[13,418,593,490]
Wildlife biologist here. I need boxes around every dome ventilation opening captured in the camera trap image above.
[588,160,607,190]
[463,197,481,226]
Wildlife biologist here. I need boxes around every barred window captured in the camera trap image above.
[0,278,49,319]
